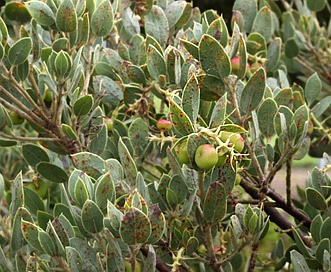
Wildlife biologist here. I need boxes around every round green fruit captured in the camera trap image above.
[194,144,218,170]
[177,141,190,164]
[216,153,227,167]
[8,111,24,125]
[219,131,245,153]
[24,179,48,199]
[250,62,263,74]
[156,119,172,131]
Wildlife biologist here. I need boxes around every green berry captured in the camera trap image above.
[177,140,190,164]
[219,131,245,153]
[195,144,218,170]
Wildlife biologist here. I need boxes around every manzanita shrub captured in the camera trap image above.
[0,0,330,271]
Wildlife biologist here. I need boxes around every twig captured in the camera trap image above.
[248,242,259,272]
[286,156,293,206]
[240,178,312,247]
[226,79,265,185]
[0,132,59,142]
[28,70,49,116]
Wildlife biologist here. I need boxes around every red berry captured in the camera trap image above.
[156,119,172,131]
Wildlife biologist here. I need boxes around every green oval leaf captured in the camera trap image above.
[23,187,45,215]
[25,1,55,26]
[233,0,257,32]
[56,0,77,32]
[180,39,199,59]
[209,93,227,128]
[72,152,107,179]
[81,200,104,233]
[145,5,169,47]
[91,0,113,37]
[38,231,56,256]
[203,182,227,224]
[290,250,309,272]
[95,172,116,211]
[5,2,31,23]
[61,124,78,140]
[22,143,50,167]
[120,207,151,245]
[36,162,69,183]
[169,98,194,137]
[165,1,190,30]
[8,37,32,66]
[182,74,200,123]
[251,6,273,42]
[147,45,166,80]
[147,204,165,244]
[306,188,327,210]
[265,37,281,71]
[197,74,226,101]
[199,34,231,79]
[54,50,70,78]
[21,220,43,252]
[306,0,326,12]
[128,117,149,157]
[118,137,137,186]
[285,38,299,58]
[316,238,330,265]
[11,172,24,215]
[66,247,83,271]
[73,94,94,116]
[11,207,33,251]
[257,98,278,138]
[240,67,266,114]
[122,7,140,36]
[305,73,321,106]
[207,17,229,48]
[74,178,89,206]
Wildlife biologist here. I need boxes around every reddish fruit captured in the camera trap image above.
[195,144,218,170]
[156,119,172,131]
[231,57,250,76]
[219,131,245,153]
[177,141,190,164]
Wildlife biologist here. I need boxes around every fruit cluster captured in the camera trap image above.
[176,131,245,170]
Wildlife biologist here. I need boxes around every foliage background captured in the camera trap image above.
[0,0,330,271]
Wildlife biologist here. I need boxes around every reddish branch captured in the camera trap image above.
[240,179,312,247]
